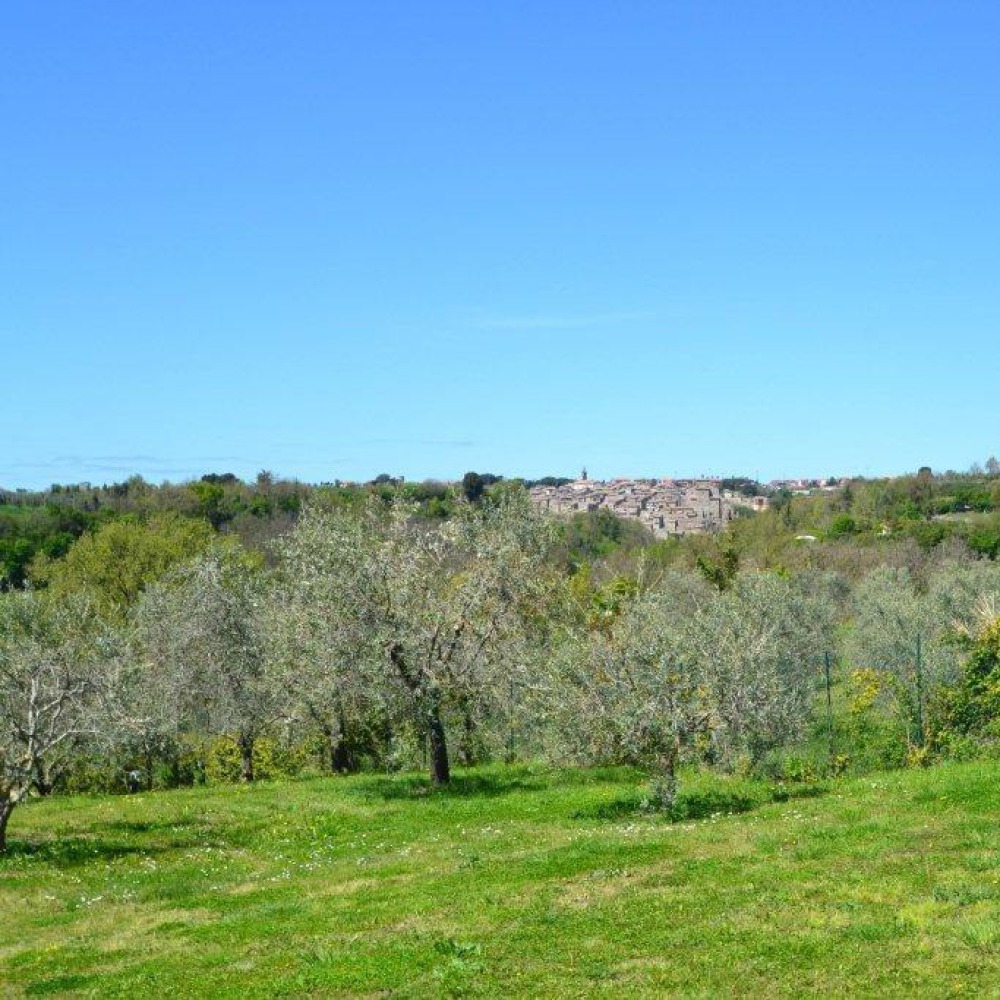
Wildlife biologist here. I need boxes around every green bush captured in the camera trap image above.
[204,734,319,783]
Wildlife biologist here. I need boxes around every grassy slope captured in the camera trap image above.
[2,763,999,998]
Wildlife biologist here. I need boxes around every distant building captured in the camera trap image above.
[528,476,764,537]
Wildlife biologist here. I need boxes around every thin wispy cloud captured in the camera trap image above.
[6,455,157,469]
[359,438,477,449]
[5,454,253,470]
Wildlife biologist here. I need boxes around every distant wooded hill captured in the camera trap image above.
[3,462,1000,590]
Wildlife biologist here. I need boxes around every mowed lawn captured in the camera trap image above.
[2,762,1000,997]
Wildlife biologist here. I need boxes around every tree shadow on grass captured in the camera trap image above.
[1,835,174,867]
[105,817,209,835]
[577,782,828,823]
[24,973,95,996]
[771,782,827,803]
[2,817,215,866]
[351,770,547,802]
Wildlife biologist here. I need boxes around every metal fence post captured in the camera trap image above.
[915,634,924,747]
[824,651,835,763]
[507,677,517,763]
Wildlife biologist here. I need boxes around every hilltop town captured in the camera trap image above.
[528,473,769,538]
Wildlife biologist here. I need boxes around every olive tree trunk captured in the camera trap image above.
[238,732,255,783]
[427,703,451,786]
[0,798,14,855]
[653,735,682,811]
[328,727,353,773]
[390,643,451,786]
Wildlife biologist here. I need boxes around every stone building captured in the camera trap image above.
[528,477,757,538]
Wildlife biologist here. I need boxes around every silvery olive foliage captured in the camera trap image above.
[849,561,1000,733]
[133,548,275,781]
[927,561,1000,640]
[272,488,555,783]
[0,591,118,851]
[677,572,837,768]
[268,502,387,771]
[850,567,952,696]
[545,588,713,808]
[547,571,835,807]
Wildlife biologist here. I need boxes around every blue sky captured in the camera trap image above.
[3,2,998,488]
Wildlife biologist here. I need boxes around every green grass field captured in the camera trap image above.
[2,762,999,997]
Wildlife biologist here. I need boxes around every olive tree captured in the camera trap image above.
[282,487,553,785]
[547,570,834,807]
[545,587,714,808]
[133,547,275,781]
[268,507,383,773]
[677,572,836,768]
[0,592,117,852]
[849,562,1000,742]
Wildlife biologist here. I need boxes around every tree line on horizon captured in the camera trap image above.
[4,459,1000,590]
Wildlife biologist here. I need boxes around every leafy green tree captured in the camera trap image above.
[460,472,501,503]
[696,547,740,591]
[0,505,92,590]
[964,521,1000,559]
[188,481,228,529]
[676,572,835,769]
[461,472,485,502]
[828,514,858,539]
[555,509,654,571]
[32,514,214,616]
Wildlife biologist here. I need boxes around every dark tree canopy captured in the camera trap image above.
[461,472,502,503]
